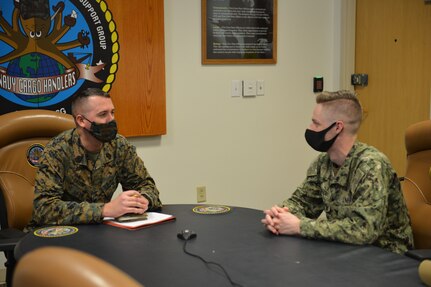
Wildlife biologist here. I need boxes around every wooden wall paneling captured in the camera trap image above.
[105,0,166,137]
[355,0,431,175]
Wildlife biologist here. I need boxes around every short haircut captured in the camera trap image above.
[71,88,110,116]
[316,90,363,134]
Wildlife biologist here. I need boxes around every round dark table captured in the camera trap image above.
[15,204,421,287]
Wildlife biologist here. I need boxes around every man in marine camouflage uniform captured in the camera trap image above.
[261,90,413,254]
[26,88,161,229]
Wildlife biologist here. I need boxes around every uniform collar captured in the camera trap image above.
[327,142,363,186]
[71,129,114,167]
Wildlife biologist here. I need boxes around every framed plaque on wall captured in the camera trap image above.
[202,0,277,64]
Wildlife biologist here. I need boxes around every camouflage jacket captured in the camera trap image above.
[27,128,161,229]
[283,142,413,254]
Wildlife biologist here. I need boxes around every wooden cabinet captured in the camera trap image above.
[106,0,166,137]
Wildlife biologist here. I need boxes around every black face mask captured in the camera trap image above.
[81,116,118,143]
[304,122,339,152]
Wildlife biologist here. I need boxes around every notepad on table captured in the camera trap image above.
[103,212,175,230]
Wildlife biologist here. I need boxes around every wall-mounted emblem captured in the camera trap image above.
[0,0,119,114]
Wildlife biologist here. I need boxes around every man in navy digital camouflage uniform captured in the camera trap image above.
[262,90,413,254]
[27,88,161,229]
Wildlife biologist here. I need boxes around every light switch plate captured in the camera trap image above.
[257,80,265,96]
[231,80,242,97]
[243,80,257,97]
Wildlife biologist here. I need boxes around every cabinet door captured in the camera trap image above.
[107,0,166,136]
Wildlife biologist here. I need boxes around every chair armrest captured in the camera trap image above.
[406,249,431,261]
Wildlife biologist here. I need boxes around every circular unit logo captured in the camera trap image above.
[34,226,79,237]
[26,143,45,167]
[0,0,119,114]
[192,205,231,215]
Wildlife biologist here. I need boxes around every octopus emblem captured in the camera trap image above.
[0,0,90,76]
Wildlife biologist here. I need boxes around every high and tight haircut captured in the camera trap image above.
[71,88,110,116]
[316,90,363,134]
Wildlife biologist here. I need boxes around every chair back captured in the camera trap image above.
[0,110,75,230]
[419,260,431,286]
[403,120,431,249]
[13,247,144,287]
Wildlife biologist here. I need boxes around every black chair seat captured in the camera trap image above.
[0,228,25,287]
[0,228,25,251]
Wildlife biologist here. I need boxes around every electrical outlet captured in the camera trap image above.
[197,186,206,203]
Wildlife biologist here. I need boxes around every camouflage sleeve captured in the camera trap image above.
[299,159,389,245]
[282,157,325,218]
[31,146,105,226]
[118,142,162,210]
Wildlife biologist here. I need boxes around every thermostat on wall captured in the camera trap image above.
[313,77,323,93]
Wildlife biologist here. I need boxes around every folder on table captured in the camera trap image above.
[103,212,175,230]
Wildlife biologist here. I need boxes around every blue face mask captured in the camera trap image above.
[304,122,339,152]
[82,116,118,143]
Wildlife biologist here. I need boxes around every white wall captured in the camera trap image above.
[127,0,348,211]
[0,0,353,275]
